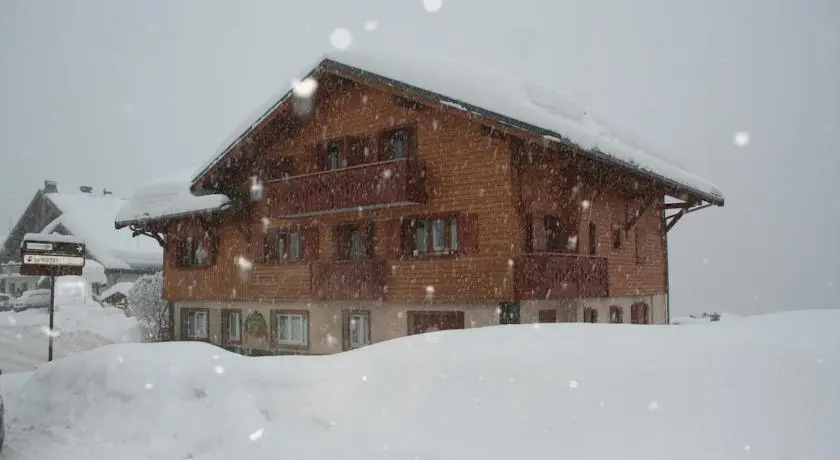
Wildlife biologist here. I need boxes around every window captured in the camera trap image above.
[631,302,650,324]
[177,235,214,267]
[380,127,413,160]
[583,307,598,323]
[588,222,597,255]
[327,142,342,170]
[405,216,459,255]
[183,309,209,340]
[544,215,578,253]
[223,309,243,344]
[609,306,623,324]
[337,223,374,261]
[265,230,301,262]
[274,311,309,346]
[345,310,371,350]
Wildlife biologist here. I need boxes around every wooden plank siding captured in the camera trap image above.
[163,74,668,303]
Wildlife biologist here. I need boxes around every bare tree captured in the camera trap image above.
[126,272,169,342]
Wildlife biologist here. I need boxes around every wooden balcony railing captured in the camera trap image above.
[311,259,388,301]
[514,253,609,300]
[267,159,426,218]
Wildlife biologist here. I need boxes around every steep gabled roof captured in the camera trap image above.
[190,47,724,206]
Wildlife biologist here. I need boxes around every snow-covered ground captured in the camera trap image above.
[0,308,836,459]
[0,304,142,373]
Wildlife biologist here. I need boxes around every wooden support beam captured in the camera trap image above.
[664,202,692,210]
[625,196,658,233]
[686,203,713,214]
[666,209,686,233]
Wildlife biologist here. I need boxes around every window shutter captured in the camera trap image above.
[180,309,188,340]
[360,222,374,258]
[459,213,479,255]
[367,136,379,162]
[383,219,404,259]
[341,309,350,351]
[250,224,265,262]
[301,225,320,261]
[314,142,328,172]
[205,233,218,265]
[221,311,229,342]
[531,214,547,252]
[264,230,278,263]
[345,136,366,167]
[406,125,418,158]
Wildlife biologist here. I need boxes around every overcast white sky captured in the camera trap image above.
[1,0,838,316]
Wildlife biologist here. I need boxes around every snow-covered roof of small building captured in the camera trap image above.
[42,193,163,270]
[115,168,231,226]
[192,46,724,205]
[99,281,134,301]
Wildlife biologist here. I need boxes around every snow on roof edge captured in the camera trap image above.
[191,50,724,205]
[22,233,84,245]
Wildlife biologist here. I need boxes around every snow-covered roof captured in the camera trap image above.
[115,168,231,226]
[99,281,134,301]
[191,47,724,205]
[22,233,84,245]
[42,193,163,271]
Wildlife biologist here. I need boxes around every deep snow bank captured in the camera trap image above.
[0,303,141,343]
[7,310,839,460]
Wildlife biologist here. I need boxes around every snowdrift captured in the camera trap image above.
[6,310,839,459]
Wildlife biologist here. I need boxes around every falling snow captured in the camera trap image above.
[423,0,443,13]
[329,28,353,49]
[292,77,318,98]
[363,20,378,31]
[734,131,750,147]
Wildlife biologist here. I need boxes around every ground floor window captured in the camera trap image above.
[344,310,371,350]
[222,309,243,344]
[272,311,309,347]
[408,311,465,335]
[182,308,209,340]
[583,307,598,323]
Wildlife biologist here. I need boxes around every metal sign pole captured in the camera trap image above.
[48,267,56,362]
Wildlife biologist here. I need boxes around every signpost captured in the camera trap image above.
[19,233,86,362]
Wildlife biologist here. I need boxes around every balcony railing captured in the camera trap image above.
[267,159,426,218]
[311,259,388,301]
[514,253,609,300]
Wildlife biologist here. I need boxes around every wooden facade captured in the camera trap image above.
[159,73,675,305]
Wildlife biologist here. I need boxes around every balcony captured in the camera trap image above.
[311,259,388,301]
[267,159,426,218]
[514,253,609,300]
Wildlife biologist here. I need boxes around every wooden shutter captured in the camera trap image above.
[220,310,230,343]
[531,214,547,252]
[405,125,418,159]
[345,136,366,167]
[264,230,278,263]
[249,224,264,262]
[382,219,404,259]
[314,142,328,171]
[459,213,478,255]
[301,225,320,261]
[341,309,350,351]
[402,218,417,256]
[360,222,374,258]
[205,233,218,266]
[366,137,379,163]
